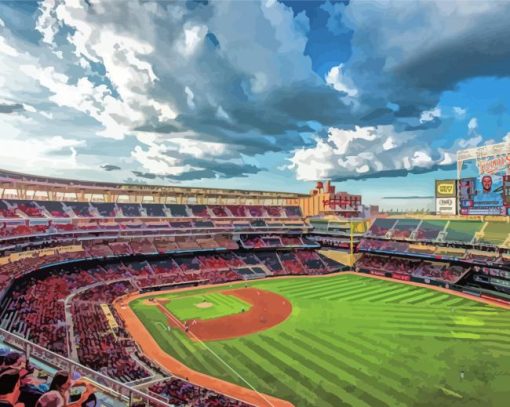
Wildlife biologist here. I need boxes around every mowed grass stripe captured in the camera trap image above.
[281,276,367,293]
[345,305,498,323]
[222,345,317,404]
[284,279,367,298]
[171,334,229,376]
[440,296,477,307]
[298,284,370,300]
[212,292,243,309]
[208,293,230,306]
[360,325,478,339]
[275,275,360,292]
[285,332,413,407]
[332,332,429,380]
[276,278,350,294]
[258,335,384,407]
[381,287,431,303]
[403,291,444,305]
[357,285,418,303]
[219,294,245,309]
[335,332,425,378]
[356,333,437,367]
[245,340,342,405]
[323,282,404,302]
[298,283,374,300]
[326,286,407,302]
[312,280,390,300]
[345,305,468,321]
[422,294,466,306]
[379,319,510,337]
[399,290,442,304]
[363,284,417,303]
[349,301,487,313]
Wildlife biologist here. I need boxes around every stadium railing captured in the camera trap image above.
[0,327,170,407]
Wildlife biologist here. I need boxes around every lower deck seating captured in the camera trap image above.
[356,254,468,283]
[149,378,251,406]
[1,248,339,385]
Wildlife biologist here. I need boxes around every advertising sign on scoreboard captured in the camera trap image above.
[435,179,457,214]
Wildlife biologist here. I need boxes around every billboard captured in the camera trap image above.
[459,174,508,215]
[435,179,457,214]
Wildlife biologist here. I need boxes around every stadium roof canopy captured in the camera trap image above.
[0,168,306,204]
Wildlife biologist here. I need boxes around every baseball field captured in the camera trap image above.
[127,274,510,407]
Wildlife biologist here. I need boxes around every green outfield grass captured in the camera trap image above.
[163,292,251,321]
[130,274,510,407]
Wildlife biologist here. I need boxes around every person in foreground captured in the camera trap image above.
[0,369,22,407]
[35,371,95,407]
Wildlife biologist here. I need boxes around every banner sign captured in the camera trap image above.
[100,304,119,330]
[477,155,510,175]
[370,270,386,277]
[392,273,411,281]
[436,198,457,215]
[435,180,458,214]
[5,245,83,263]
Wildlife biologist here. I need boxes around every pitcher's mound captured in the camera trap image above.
[196,302,214,309]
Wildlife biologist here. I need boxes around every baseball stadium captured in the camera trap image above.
[0,140,509,407]
[1,1,510,405]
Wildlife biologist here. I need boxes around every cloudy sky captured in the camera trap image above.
[1,0,510,209]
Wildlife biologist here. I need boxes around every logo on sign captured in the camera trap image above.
[435,180,457,198]
[437,184,454,195]
[477,155,510,175]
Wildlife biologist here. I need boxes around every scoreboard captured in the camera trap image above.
[459,175,508,215]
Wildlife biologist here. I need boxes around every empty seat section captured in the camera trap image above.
[39,201,68,217]
[227,205,247,217]
[284,206,302,217]
[166,204,189,217]
[391,219,421,239]
[479,222,510,246]
[416,220,446,240]
[444,221,483,243]
[188,205,209,217]
[142,203,166,217]
[210,206,229,217]
[10,200,44,217]
[368,218,397,237]
[118,203,141,217]
[66,202,93,217]
[94,203,116,217]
